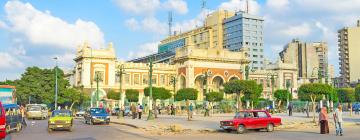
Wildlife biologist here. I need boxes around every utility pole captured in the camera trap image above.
[53,57,58,110]
[117,64,126,118]
[202,69,211,101]
[147,58,154,120]
[168,11,172,36]
[94,72,101,107]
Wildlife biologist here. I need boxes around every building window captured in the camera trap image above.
[253,61,258,64]
[152,74,158,86]
[253,55,258,58]
[133,74,140,85]
[160,75,166,86]
[124,74,130,85]
[94,71,104,83]
[253,49,258,51]
[142,74,148,85]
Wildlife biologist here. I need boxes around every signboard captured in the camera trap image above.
[0,85,16,104]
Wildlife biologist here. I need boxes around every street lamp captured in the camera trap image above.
[53,57,58,110]
[94,71,102,107]
[201,68,212,101]
[117,64,126,118]
[169,75,177,104]
[147,58,154,120]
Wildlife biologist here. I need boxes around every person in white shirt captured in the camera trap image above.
[333,104,343,136]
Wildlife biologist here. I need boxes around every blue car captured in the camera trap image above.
[84,108,110,125]
[4,104,23,133]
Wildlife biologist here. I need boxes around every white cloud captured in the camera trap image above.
[173,9,212,34]
[4,1,105,50]
[9,45,26,56]
[125,18,140,30]
[281,23,311,37]
[266,0,289,10]
[0,52,24,69]
[162,0,188,14]
[114,0,160,15]
[219,0,260,15]
[294,0,360,13]
[128,41,159,59]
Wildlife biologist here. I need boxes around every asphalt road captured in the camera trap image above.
[4,118,360,140]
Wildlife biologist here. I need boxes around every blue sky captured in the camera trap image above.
[0,0,359,80]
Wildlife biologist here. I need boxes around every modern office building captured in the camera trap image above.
[338,20,360,87]
[223,11,265,70]
[279,39,328,83]
[131,10,265,70]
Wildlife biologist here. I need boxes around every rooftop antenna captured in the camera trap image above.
[168,11,173,36]
[201,0,207,26]
[246,0,249,13]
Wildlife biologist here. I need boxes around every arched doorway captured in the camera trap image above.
[91,89,107,107]
[212,76,224,91]
[229,76,240,82]
[179,75,186,89]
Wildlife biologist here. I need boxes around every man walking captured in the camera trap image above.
[288,102,293,116]
[334,104,344,136]
[171,104,175,115]
[189,103,194,119]
[137,104,143,119]
[204,102,210,117]
[130,103,137,119]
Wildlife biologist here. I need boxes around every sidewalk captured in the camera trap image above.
[110,112,360,134]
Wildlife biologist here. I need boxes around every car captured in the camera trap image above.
[48,109,73,132]
[0,102,6,139]
[84,108,110,125]
[26,104,48,120]
[75,110,85,118]
[4,104,23,134]
[220,110,281,134]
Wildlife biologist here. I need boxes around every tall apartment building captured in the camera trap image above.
[279,39,328,82]
[338,20,360,87]
[223,11,265,70]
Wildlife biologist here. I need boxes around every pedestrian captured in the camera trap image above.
[166,105,171,115]
[20,105,27,126]
[334,104,344,136]
[158,105,162,115]
[204,102,210,117]
[319,107,329,134]
[171,104,175,115]
[288,102,293,116]
[189,103,194,119]
[130,103,137,119]
[137,104,143,119]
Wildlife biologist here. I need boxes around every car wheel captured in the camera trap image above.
[237,125,246,134]
[267,124,274,132]
[16,123,22,132]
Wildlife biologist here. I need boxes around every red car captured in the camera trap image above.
[0,102,6,139]
[220,110,281,134]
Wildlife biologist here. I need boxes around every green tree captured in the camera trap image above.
[14,67,70,108]
[274,89,291,111]
[61,88,89,110]
[205,91,224,115]
[355,84,360,102]
[125,89,139,102]
[337,88,355,116]
[224,80,262,111]
[107,90,120,100]
[298,83,333,122]
[175,88,198,120]
[144,87,172,101]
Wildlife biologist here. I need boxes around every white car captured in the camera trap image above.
[75,110,85,118]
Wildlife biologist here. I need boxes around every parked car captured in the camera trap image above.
[48,109,73,132]
[84,108,110,125]
[4,104,22,134]
[75,110,85,118]
[220,110,281,134]
[0,102,6,139]
[26,104,48,120]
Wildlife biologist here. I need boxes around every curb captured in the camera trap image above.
[111,121,139,129]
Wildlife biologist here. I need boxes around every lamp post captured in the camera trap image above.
[94,71,102,107]
[201,69,212,101]
[53,57,58,110]
[117,64,126,118]
[147,58,154,120]
[169,75,177,104]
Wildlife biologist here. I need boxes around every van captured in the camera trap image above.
[4,104,22,133]
[0,102,6,139]
[26,104,48,120]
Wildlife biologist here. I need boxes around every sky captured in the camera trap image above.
[0,0,359,80]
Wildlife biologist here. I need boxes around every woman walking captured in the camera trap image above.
[319,107,329,134]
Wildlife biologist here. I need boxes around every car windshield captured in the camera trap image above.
[52,110,71,117]
[90,108,106,114]
[29,106,41,111]
[234,112,254,119]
